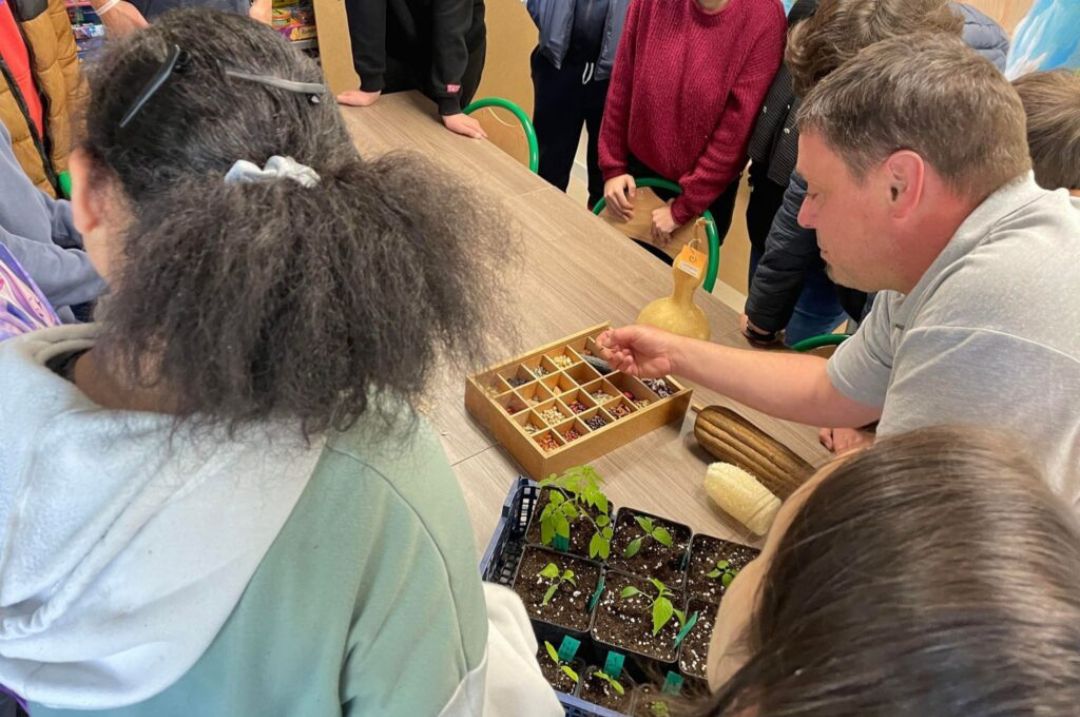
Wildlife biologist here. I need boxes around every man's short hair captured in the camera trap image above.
[798,33,1031,202]
[786,0,963,97]
[1013,70,1080,191]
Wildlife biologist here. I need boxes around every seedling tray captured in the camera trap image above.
[481,477,756,716]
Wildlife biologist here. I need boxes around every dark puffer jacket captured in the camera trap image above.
[744,1,1010,334]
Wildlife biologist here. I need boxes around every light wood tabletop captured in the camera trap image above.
[341,92,830,553]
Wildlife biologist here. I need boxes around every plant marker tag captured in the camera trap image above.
[603,651,625,679]
[552,534,570,551]
[588,574,606,612]
[675,241,706,280]
[662,671,684,696]
[674,611,700,647]
[557,636,581,663]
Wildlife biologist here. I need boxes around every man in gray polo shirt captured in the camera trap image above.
[598,33,1080,506]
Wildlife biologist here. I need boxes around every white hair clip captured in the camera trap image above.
[224,155,321,188]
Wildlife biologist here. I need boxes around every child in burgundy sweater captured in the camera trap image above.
[599,0,785,246]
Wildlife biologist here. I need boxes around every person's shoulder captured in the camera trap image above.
[916,192,1080,352]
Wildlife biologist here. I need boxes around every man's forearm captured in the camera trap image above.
[669,337,881,427]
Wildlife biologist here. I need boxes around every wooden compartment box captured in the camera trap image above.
[465,324,693,479]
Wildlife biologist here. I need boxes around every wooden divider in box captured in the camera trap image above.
[465,323,694,479]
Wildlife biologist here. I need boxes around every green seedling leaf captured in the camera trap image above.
[649,702,671,717]
[562,570,576,585]
[598,536,611,560]
[554,514,571,540]
[602,526,613,539]
[706,568,722,579]
[716,560,730,569]
[722,572,735,588]
[594,493,609,515]
[550,491,565,507]
[593,671,626,696]
[620,586,641,599]
[589,532,603,559]
[540,516,555,546]
[653,596,674,635]
[545,641,560,665]
[596,514,610,528]
[542,583,559,606]
[563,502,579,521]
[539,563,560,579]
[673,609,687,626]
[648,577,667,594]
[623,537,643,558]
[560,664,580,683]
[635,515,655,533]
[653,526,674,547]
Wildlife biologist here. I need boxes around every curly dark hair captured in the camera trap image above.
[82,10,513,435]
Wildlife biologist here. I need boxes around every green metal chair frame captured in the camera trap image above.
[789,332,849,352]
[591,177,720,293]
[463,97,539,174]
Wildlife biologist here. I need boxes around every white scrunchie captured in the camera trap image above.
[224,155,321,188]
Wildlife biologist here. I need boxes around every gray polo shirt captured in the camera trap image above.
[828,174,1080,507]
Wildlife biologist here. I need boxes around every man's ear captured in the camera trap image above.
[883,150,925,219]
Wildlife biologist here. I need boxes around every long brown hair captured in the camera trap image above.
[697,427,1080,716]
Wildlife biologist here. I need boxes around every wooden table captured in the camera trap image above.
[342,93,829,553]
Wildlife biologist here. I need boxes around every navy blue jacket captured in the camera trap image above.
[526,0,630,81]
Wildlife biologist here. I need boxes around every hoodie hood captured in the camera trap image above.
[0,324,322,710]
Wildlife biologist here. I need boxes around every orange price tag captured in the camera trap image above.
[675,242,706,279]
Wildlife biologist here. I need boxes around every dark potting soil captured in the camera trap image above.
[513,546,600,632]
[579,667,635,711]
[536,647,581,694]
[678,599,718,680]
[592,572,685,663]
[607,510,691,589]
[687,534,760,604]
[525,487,612,558]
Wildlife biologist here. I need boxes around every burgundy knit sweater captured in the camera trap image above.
[598,0,786,225]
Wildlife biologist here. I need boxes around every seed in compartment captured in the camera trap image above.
[507,376,528,388]
[550,354,574,369]
[585,415,607,431]
[532,366,550,378]
[484,386,502,399]
[523,423,539,435]
[539,407,565,425]
[643,378,675,397]
[610,403,633,419]
[591,390,614,403]
[536,433,560,452]
[568,400,588,414]
[562,427,582,442]
[621,390,636,401]
[634,399,650,409]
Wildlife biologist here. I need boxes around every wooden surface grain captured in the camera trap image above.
[342,93,830,553]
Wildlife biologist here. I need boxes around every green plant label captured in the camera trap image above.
[557,635,581,663]
[661,671,684,696]
[552,534,570,551]
[603,650,625,679]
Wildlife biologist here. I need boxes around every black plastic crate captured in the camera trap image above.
[480,477,632,717]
